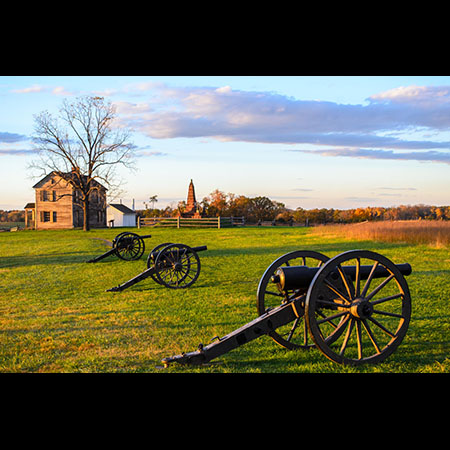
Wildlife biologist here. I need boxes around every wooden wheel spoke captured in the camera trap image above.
[337,264,353,300]
[362,319,381,354]
[371,293,403,306]
[339,318,355,356]
[355,257,361,298]
[286,318,300,342]
[324,279,351,303]
[303,316,308,346]
[356,320,363,360]
[366,274,395,300]
[361,261,379,297]
[265,290,284,297]
[367,316,396,338]
[318,299,351,308]
[316,310,349,326]
[373,309,404,319]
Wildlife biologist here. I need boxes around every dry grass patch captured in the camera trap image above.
[312,220,450,247]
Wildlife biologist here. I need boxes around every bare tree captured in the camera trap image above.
[30,96,135,231]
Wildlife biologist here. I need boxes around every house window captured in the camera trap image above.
[52,191,57,201]
[42,211,50,222]
[74,190,82,203]
[53,211,57,222]
[41,190,48,201]
[75,210,82,226]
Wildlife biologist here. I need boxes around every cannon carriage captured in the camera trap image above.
[162,249,412,367]
[107,242,207,291]
[85,231,208,290]
[86,232,152,263]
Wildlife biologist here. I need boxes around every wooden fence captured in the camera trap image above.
[137,216,245,229]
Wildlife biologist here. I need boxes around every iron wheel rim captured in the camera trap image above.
[256,250,330,350]
[116,232,145,261]
[305,249,412,366]
[154,243,201,289]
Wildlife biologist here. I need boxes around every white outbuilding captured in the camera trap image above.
[106,203,136,227]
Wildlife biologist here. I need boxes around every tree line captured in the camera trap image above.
[139,189,450,224]
[3,191,448,225]
[0,210,25,222]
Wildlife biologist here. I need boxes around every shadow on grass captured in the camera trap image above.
[202,240,411,259]
[0,251,96,268]
[0,237,412,269]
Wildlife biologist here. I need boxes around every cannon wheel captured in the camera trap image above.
[305,250,412,366]
[153,243,201,289]
[112,231,128,245]
[256,250,332,350]
[115,232,146,261]
[147,242,173,285]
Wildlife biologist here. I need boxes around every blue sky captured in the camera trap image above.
[1,75,450,211]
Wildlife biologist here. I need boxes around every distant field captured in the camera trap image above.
[0,222,25,230]
[0,225,448,373]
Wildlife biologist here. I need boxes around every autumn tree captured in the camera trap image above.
[228,194,250,217]
[207,189,229,216]
[247,196,285,222]
[31,96,135,230]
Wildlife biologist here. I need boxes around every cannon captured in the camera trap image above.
[162,249,412,367]
[106,242,207,291]
[86,232,152,263]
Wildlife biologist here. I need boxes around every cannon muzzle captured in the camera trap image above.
[272,263,412,292]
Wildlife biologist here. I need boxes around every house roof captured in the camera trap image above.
[24,203,35,209]
[108,203,136,215]
[32,171,107,190]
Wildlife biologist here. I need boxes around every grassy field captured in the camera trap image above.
[0,225,449,373]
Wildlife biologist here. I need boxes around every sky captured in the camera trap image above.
[1,75,450,211]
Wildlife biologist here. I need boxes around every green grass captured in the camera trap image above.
[0,226,449,373]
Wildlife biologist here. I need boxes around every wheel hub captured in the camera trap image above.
[173,262,183,272]
[350,298,374,319]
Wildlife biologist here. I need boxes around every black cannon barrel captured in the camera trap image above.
[148,245,207,260]
[115,233,152,244]
[272,263,412,292]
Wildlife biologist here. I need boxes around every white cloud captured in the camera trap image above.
[113,83,450,164]
[52,86,73,96]
[12,84,45,94]
[369,85,450,106]
[215,85,232,94]
[124,84,450,134]
[370,85,428,102]
[135,150,168,157]
[292,147,450,164]
[12,84,74,96]
[92,88,119,97]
